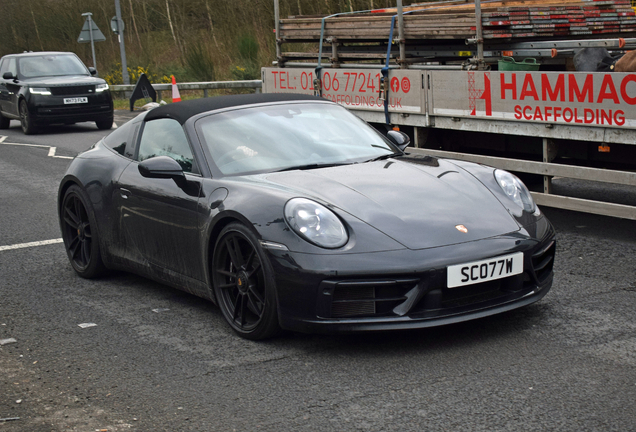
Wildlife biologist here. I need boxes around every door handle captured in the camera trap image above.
[120,188,131,199]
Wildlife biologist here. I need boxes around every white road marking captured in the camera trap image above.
[112,122,118,129]
[0,238,64,252]
[0,136,73,159]
[78,323,97,329]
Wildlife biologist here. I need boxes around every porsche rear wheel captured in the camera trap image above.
[61,185,106,278]
[20,100,38,135]
[212,223,280,340]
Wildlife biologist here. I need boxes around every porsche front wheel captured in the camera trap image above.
[212,223,280,340]
[61,185,106,278]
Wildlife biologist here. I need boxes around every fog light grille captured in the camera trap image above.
[324,279,418,318]
[532,241,555,283]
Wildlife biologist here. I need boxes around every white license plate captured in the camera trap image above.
[447,252,524,288]
[63,97,88,104]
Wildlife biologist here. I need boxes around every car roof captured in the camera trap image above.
[144,93,328,125]
[2,51,77,58]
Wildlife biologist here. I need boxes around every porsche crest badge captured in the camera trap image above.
[455,224,468,233]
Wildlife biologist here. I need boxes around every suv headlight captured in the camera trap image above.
[494,169,536,213]
[29,87,51,95]
[284,198,348,248]
[95,83,109,92]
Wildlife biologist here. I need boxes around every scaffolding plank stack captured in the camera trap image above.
[482,0,636,39]
[278,0,636,46]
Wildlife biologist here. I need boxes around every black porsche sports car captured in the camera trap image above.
[58,93,555,340]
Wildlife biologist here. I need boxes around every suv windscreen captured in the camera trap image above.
[17,55,88,79]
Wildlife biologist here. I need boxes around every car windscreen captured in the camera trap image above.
[18,55,88,78]
[196,103,397,175]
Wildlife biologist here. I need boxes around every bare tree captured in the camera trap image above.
[28,0,44,51]
[165,0,180,51]
[128,0,143,49]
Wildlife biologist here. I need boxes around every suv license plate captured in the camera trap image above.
[447,252,524,288]
[64,97,88,104]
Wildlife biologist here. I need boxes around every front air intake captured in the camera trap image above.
[321,279,418,318]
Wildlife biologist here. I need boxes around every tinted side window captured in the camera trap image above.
[1,58,16,76]
[103,123,133,157]
[138,118,196,173]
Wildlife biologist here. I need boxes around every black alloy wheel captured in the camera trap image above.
[19,100,37,135]
[212,223,280,340]
[0,111,9,129]
[61,185,105,278]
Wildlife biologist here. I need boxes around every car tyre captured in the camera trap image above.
[0,111,9,129]
[95,118,113,130]
[19,100,38,135]
[60,184,106,278]
[212,223,280,340]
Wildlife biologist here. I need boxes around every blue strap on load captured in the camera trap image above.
[315,9,374,97]
[381,15,397,125]
[315,14,338,97]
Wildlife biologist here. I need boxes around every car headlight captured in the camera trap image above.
[284,198,348,248]
[95,83,109,92]
[494,169,536,213]
[29,87,51,95]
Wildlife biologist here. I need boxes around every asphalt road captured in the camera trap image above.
[1,115,635,431]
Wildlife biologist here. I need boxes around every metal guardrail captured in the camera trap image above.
[110,80,262,99]
[408,147,636,220]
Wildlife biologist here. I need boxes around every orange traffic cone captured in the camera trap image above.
[171,75,181,102]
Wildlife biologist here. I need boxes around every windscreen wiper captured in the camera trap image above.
[364,153,402,163]
[274,162,350,172]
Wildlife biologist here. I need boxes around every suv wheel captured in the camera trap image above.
[19,100,38,135]
[0,111,9,129]
[96,118,113,130]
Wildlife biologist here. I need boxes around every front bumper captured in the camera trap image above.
[268,220,556,334]
[27,92,113,125]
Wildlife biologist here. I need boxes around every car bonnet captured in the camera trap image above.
[263,157,521,250]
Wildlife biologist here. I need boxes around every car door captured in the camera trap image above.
[0,58,18,116]
[2,58,20,116]
[115,117,205,282]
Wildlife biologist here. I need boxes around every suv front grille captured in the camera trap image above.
[49,85,95,96]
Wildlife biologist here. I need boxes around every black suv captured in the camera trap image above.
[0,51,113,134]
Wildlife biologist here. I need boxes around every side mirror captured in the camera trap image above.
[387,130,410,152]
[3,72,17,81]
[138,156,186,186]
[88,67,97,76]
